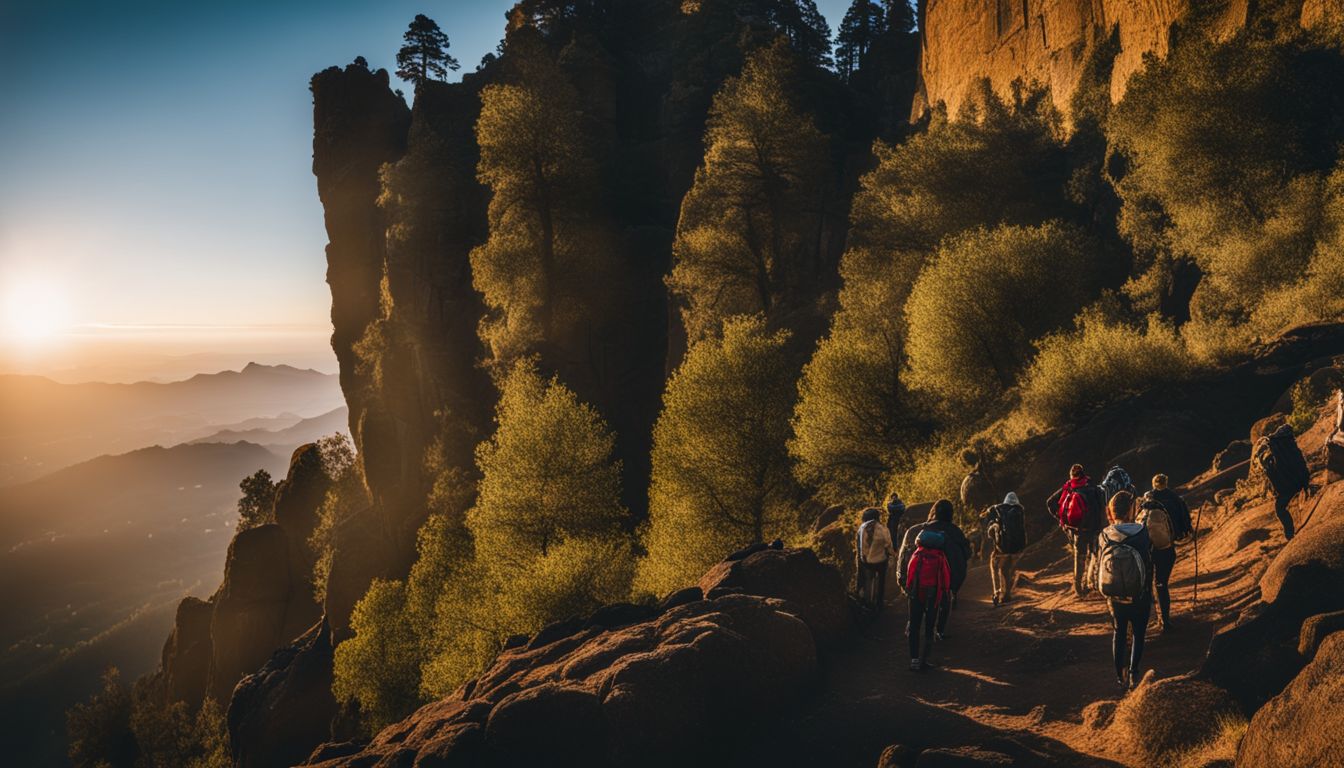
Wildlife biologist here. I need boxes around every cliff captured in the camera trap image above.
[913,0,1341,117]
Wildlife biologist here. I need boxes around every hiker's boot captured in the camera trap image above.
[909,658,921,672]
[1127,669,1140,690]
[992,594,1000,607]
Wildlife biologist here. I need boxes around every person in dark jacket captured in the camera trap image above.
[1046,464,1108,597]
[886,493,907,548]
[1099,490,1153,690]
[1256,424,1313,540]
[898,499,970,640]
[1146,473,1193,632]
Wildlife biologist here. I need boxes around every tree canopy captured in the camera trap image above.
[667,41,829,343]
[638,316,801,596]
[904,221,1100,407]
[395,14,460,87]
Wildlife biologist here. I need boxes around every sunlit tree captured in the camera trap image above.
[235,469,276,531]
[904,222,1099,407]
[668,40,829,342]
[638,316,801,596]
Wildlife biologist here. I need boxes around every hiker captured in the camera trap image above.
[886,493,908,547]
[898,499,970,640]
[1140,473,1194,632]
[1328,389,1344,482]
[1098,490,1153,690]
[1253,424,1313,540]
[981,492,1028,606]
[1046,464,1108,596]
[856,507,896,610]
[904,526,951,671]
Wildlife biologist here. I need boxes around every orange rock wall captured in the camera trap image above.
[914,0,1266,118]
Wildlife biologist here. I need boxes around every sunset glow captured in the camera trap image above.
[2,276,72,345]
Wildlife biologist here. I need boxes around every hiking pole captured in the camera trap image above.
[1297,487,1326,534]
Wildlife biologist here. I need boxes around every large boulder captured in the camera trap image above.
[303,593,819,767]
[1109,674,1239,764]
[914,747,1013,767]
[810,520,857,592]
[228,620,338,768]
[1238,631,1344,766]
[699,548,849,651]
[272,443,329,547]
[161,596,214,707]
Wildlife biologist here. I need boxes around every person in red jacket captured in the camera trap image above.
[905,530,951,671]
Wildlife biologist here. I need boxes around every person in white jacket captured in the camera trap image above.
[856,507,896,610]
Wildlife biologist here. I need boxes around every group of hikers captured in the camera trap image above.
[853,421,1319,684]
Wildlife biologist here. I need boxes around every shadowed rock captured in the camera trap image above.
[1239,630,1344,766]
[228,620,338,768]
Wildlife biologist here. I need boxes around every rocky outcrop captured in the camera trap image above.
[914,0,1342,119]
[700,547,850,651]
[228,620,338,768]
[158,444,327,708]
[160,596,213,706]
[303,548,845,767]
[1238,630,1344,766]
[1108,674,1240,764]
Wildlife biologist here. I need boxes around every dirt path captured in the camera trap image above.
[752,518,1271,767]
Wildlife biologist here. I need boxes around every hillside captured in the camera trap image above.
[0,441,289,766]
[0,363,342,485]
[187,406,348,449]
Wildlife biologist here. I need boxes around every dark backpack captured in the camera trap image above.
[1097,532,1146,600]
[1255,429,1310,498]
[989,504,1027,554]
[1101,466,1132,497]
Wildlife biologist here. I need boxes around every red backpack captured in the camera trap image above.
[1058,479,1089,530]
[907,546,949,603]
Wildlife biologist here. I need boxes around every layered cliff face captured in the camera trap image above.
[914,0,1341,117]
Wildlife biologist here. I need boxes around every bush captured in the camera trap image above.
[904,221,1101,408]
[1288,366,1344,434]
[1017,312,1195,429]
[308,433,368,604]
[332,579,423,734]
[639,316,803,596]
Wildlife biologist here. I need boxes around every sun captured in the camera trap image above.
[2,276,72,345]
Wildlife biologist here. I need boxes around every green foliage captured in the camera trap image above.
[639,316,802,596]
[67,669,136,768]
[332,579,424,734]
[1017,312,1195,428]
[309,433,368,604]
[235,469,276,532]
[904,221,1100,407]
[667,40,829,343]
[790,313,929,504]
[334,363,632,724]
[395,14,459,87]
[1108,28,1344,341]
[470,47,609,371]
[843,80,1070,311]
[1289,366,1344,434]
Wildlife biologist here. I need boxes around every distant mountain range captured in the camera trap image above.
[0,362,344,485]
[188,405,349,449]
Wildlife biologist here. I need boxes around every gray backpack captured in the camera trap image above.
[1097,533,1145,600]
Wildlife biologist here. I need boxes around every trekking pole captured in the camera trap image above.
[1297,488,1326,534]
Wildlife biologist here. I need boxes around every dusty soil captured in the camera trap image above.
[749,407,1341,767]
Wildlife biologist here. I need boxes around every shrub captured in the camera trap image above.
[67,669,135,768]
[332,579,423,733]
[904,221,1101,408]
[1017,312,1195,429]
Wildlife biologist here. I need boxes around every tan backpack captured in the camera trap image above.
[1138,500,1173,550]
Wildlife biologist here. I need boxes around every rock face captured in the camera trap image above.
[914,0,1343,118]
[228,620,338,768]
[1238,630,1344,766]
[160,596,213,706]
[304,548,845,767]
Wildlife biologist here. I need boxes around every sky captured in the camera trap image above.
[0,0,853,381]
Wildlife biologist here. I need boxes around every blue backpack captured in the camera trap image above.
[1101,466,1132,497]
[916,528,946,549]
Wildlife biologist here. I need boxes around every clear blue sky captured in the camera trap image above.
[0,0,852,372]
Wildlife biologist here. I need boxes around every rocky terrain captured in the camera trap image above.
[262,365,1343,767]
